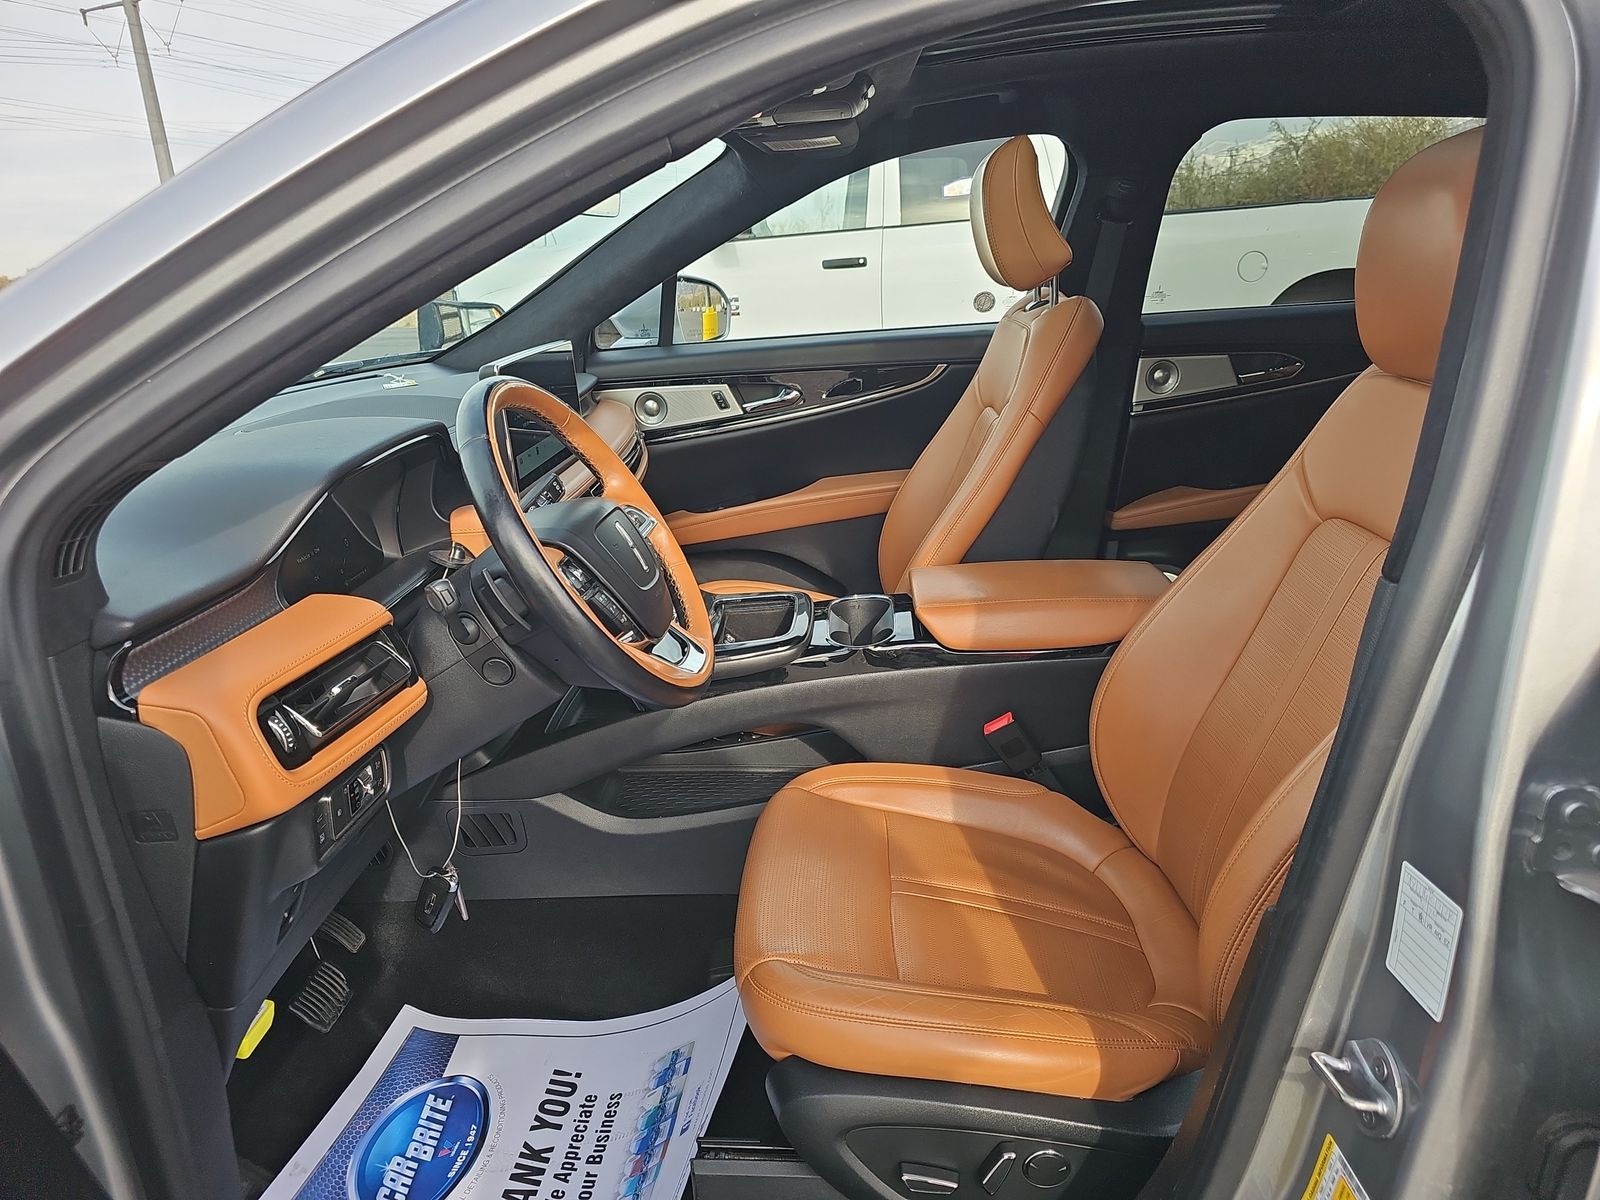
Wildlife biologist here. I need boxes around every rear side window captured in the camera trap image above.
[1144,116,1482,314]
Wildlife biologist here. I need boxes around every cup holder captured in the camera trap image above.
[827,594,896,647]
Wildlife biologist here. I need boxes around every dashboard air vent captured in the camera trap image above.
[53,467,156,581]
[257,631,416,768]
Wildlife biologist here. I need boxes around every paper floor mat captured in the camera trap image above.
[262,980,745,1200]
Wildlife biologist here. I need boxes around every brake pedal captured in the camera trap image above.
[289,962,351,1034]
[317,910,367,954]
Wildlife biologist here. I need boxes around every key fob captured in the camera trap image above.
[415,873,456,933]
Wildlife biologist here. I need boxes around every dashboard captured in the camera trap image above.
[92,344,640,1054]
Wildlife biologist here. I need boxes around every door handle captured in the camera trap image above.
[741,385,803,415]
[822,256,868,270]
[1231,352,1304,386]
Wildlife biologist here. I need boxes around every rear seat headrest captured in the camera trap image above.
[1356,126,1483,384]
[970,135,1073,292]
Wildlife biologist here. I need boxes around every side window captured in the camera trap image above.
[1145,116,1482,314]
[598,134,1069,347]
[896,145,996,226]
[746,169,872,237]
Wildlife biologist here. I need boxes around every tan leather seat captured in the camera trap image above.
[696,135,1102,598]
[734,127,1481,1101]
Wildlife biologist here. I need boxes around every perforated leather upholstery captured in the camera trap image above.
[734,128,1482,1100]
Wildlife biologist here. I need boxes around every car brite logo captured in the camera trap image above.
[348,1077,489,1200]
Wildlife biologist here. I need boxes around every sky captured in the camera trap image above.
[0,0,451,279]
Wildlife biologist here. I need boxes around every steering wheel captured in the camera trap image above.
[455,376,714,709]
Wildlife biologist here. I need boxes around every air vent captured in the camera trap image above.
[53,467,157,581]
[257,631,415,767]
[458,809,527,856]
[621,435,645,473]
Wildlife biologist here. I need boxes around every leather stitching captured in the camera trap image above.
[915,596,1152,609]
[1110,485,1261,527]
[1212,845,1295,1021]
[889,886,1143,948]
[888,875,1137,934]
[799,774,1044,799]
[1198,734,1333,931]
[744,966,1203,1051]
[1184,528,1386,907]
[910,298,1091,574]
[1089,446,1312,851]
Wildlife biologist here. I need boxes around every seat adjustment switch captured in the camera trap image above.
[978,1144,1018,1194]
[900,1163,960,1195]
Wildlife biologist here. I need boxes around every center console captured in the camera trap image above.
[706,559,1170,679]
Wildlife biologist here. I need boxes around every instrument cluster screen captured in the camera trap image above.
[278,499,385,604]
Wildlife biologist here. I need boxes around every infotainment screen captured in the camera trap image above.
[486,339,581,409]
[489,340,583,493]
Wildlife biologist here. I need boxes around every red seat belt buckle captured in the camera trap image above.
[982,711,1063,793]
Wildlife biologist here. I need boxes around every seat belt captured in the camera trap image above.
[1044,181,1136,560]
[1085,209,1130,312]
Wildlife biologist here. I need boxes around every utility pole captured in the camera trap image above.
[81,0,174,182]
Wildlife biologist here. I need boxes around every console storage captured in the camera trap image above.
[908,560,1170,652]
[707,588,815,678]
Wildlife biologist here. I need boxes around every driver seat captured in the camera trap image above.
[697,134,1101,599]
[734,127,1481,1103]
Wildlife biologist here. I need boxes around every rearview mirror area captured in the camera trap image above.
[419,298,504,351]
[594,276,731,350]
[675,276,731,343]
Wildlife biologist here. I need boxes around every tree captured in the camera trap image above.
[1165,116,1480,212]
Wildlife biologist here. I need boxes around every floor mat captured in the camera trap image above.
[261,983,744,1200]
[229,896,738,1176]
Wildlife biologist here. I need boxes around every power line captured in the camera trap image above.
[79,0,174,180]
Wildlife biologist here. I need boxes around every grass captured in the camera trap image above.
[1166,116,1481,213]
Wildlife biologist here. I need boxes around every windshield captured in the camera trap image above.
[313,140,725,376]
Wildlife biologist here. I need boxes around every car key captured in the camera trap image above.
[449,865,469,923]
[414,867,460,933]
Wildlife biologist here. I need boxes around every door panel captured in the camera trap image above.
[593,326,990,514]
[590,326,990,590]
[1111,302,1368,568]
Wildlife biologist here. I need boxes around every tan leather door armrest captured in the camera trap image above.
[665,469,908,547]
[910,559,1170,652]
[137,594,428,839]
[1108,484,1263,531]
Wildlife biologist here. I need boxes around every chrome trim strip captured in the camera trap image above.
[262,433,438,570]
[641,364,948,444]
[1131,369,1363,417]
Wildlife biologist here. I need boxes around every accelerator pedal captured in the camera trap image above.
[289,962,351,1034]
[317,910,367,954]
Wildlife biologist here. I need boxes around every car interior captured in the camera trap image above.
[68,2,1494,1197]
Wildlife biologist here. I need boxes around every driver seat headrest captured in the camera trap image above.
[970,135,1073,291]
[1356,125,1482,384]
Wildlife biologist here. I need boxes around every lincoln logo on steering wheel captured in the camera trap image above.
[612,518,651,572]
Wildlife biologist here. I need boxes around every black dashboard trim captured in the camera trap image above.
[94,419,455,647]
